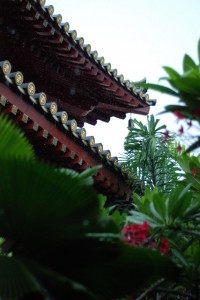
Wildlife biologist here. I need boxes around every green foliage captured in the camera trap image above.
[128,184,200,229]
[0,114,34,160]
[178,154,200,194]
[139,39,200,153]
[122,115,181,193]
[120,39,200,298]
[127,176,200,297]
[0,114,180,299]
[0,256,41,300]
[0,158,99,242]
[98,194,127,231]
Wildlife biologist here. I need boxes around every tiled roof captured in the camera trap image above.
[0,59,132,202]
[0,0,155,127]
[0,0,155,202]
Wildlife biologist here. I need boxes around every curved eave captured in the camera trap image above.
[0,62,132,202]
[0,0,152,125]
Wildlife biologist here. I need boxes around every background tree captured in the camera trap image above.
[122,114,181,194]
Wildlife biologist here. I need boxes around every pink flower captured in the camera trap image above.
[174,111,185,120]
[187,120,192,127]
[178,125,184,135]
[176,144,182,152]
[192,168,197,176]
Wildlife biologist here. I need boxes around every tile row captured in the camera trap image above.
[13,0,156,107]
[0,59,131,178]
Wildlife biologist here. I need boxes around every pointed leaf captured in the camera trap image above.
[168,185,193,221]
[183,54,197,72]
[153,197,168,222]
[170,77,200,95]
[185,174,200,191]
[128,211,161,228]
[171,248,189,268]
[184,139,200,154]
[198,39,200,65]
[163,66,180,79]
[138,83,178,96]
[149,202,163,223]
[181,229,200,239]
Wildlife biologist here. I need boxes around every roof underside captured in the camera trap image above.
[0,0,150,126]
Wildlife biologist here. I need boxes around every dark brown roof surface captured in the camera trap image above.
[0,0,154,127]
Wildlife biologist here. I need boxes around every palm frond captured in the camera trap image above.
[0,113,34,160]
[0,255,41,299]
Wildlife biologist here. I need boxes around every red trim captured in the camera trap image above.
[0,82,132,199]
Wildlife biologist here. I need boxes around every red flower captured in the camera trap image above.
[178,125,184,135]
[142,221,150,230]
[122,222,150,245]
[176,144,182,152]
[174,111,185,120]
[163,130,170,142]
[192,168,197,176]
[159,239,170,255]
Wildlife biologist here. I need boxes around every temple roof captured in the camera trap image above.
[0,0,154,127]
[0,0,155,203]
[0,60,132,202]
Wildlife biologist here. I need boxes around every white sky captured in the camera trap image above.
[48,0,200,156]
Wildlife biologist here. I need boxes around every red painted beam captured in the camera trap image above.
[0,82,132,199]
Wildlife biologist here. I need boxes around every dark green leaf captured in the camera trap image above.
[185,174,200,191]
[64,241,180,299]
[163,66,180,79]
[171,248,189,268]
[138,83,178,96]
[153,196,168,223]
[170,77,200,95]
[127,211,160,228]
[181,229,200,239]
[198,39,200,65]
[22,258,96,300]
[0,158,98,242]
[183,54,197,72]
[184,139,200,154]
[0,114,34,160]
[149,202,163,223]
[0,255,41,299]
[164,105,190,113]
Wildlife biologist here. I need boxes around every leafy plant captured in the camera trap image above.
[0,114,180,299]
[118,39,200,299]
[122,115,181,194]
[138,40,200,153]
[124,157,200,298]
